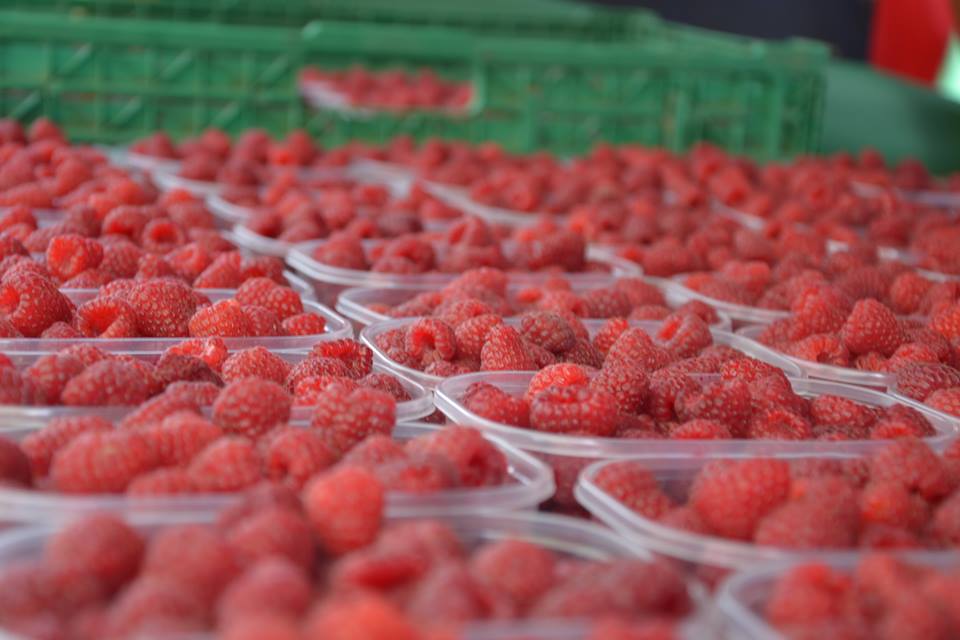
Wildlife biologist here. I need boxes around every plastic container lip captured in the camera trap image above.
[736,324,896,390]
[0,361,434,430]
[710,199,768,231]
[715,552,960,640]
[437,371,958,457]
[422,180,567,229]
[368,316,803,392]
[98,145,182,174]
[287,238,642,291]
[0,422,555,525]
[0,290,351,356]
[335,281,734,330]
[299,78,475,119]
[152,169,224,198]
[851,179,960,209]
[667,276,790,326]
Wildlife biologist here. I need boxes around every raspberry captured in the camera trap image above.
[221,347,291,385]
[720,357,789,384]
[592,318,629,355]
[581,287,632,318]
[748,408,813,440]
[688,458,791,540]
[20,415,112,477]
[226,504,315,570]
[304,592,417,640]
[45,234,103,282]
[526,363,590,399]
[754,499,858,549]
[675,379,752,432]
[189,299,254,337]
[213,378,291,438]
[217,557,312,622]
[470,539,557,610]
[809,394,876,433]
[930,302,960,341]
[889,272,933,315]
[0,435,31,487]
[789,333,851,366]
[341,435,408,468]
[929,493,960,545]
[375,453,460,492]
[405,318,457,363]
[405,426,507,487]
[870,439,951,500]
[141,411,222,466]
[479,324,536,371]
[657,313,712,359]
[764,563,851,627]
[235,278,303,320]
[127,468,196,495]
[529,384,619,436]
[463,382,530,427]
[105,576,206,638]
[789,286,850,340]
[166,380,221,406]
[75,296,138,338]
[311,339,374,379]
[454,314,502,360]
[606,328,672,371]
[263,427,337,489]
[519,311,576,353]
[358,372,411,402]
[672,418,733,439]
[188,437,262,492]
[0,271,72,337]
[303,465,384,555]
[925,387,960,417]
[143,524,238,606]
[594,461,674,518]
[893,362,960,401]
[281,312,327,336]
[44,513,144,593]
[127,279,196,337]
[60,359,152,406]
[647,369,700,421]
[23,353,85,404]
[859,480,930,532]
[50,431,156,493]
[436,298,496,327]
[241,304,281,337]
[310,384,396,455]
[840,298,904,356]
[591,361,650,414]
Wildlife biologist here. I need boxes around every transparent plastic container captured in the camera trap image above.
[851,180,960,209]
[0,360,433,430]
[737,324,896,390]
[100,144,182,175]
[423,180,567,229]
[366,317,803,390]
[0,422,554,525]
[336,281,734,330]
[715,553,958,640]
[0,290,351,356]
[667,277,790,328]
[152,168,224,198]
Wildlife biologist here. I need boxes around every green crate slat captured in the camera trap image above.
[0,10,827,160]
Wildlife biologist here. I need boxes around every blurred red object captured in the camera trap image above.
[870,0,954,85]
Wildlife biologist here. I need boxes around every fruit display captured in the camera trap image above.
[299,66,473,113]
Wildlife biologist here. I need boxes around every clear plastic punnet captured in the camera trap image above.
[0,290,351,356]
[0,422,555,525]
[666,276,790,328]
[99,145,182,175]
[714,553,958,640]
[287,238,643,306]
[423,180,566,229]
[365,317,804,390]
[737,324,896,390]
[0,509,715,640]
[0,360,434,430]
[335,281,734,330]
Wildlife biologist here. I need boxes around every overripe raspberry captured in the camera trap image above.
[405,427,507,487]
[50,431,156,494]
[593,461,673,518]
[303,466,384,555]
[221,347,291,385]
[189,299,254,337]
[126,279,196,337]
[143,524,239,606]
[60,359,152,406]
[311,339,373,379]
[44,513,144,593]
[20,415,112,477]
[281,312,327,336]
[0,271,72,336]
[141,412,223,466]
[213,378,291,438]
[22,353,85,404]
[591,361,649,414]
[45,234,103,282]
[263,427,337,489]
[187,437,262,492]
[893,362,960,401]
[235,278,303,320]
[217,557,312,622]
[310,384,396,455]
[405,318,457,363]
[480,324,536,371]
[463,382,530,427]
[529,384,619,436]
[519,311,576,353]
[688,458,791,540]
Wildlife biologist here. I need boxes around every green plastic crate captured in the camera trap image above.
[0,10,827,160]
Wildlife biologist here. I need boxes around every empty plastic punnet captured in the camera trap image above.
[0,422,555,525]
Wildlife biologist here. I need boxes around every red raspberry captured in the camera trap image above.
[44,513,144,593]
[188,437,262,492]
[285,356,351,391]
[470,539,557,610]
[127,279,196,337]
[217,558,312,623]
[789,286,850,340]
[293,375,357,405]
[213,378,291,438]
[235,278,303,320]
[166,380,221,406]
[592,318,629,355]
[220,614,302,640]
[45,234,103,282]
[480,324,536,371]
[840,298,904,356]
[20,415,112,477]
[675,379,752,432]
[375,453,461,492]
[226,504,315,574]
[0,435,31,487]
[688,458,791,540]
[152,352,219,388]
[606,328,672,371]
[50,431,156,493]
[519,311,576,353]
[126,468,196,495]
[221,347,291,385]
[754,499,858,549]
[281,312,327,336]
[893,362,960,401]
[454,314,503,361]
[748,408,813,440]
[463,382,530,427]
[22,353,85,404]
[593,460,674,518]
[358,372,411,402]
[136,253,175,280]
[311,339,374,379]
[163,337,229,372]
[657,313,712,359]
[436,298,496,327]
[241,304,281,337]
[141,411,222,466]
[647,369,701,421]
[870,439,952,500]
[405,426,507,487]
[341,435,408,468]
[925,387,960,417]
[189,299,253,337]
[303,466,384,555]
[581,287,632,318]
[529,384,619,436]
[104,576,206,638]
[719,357,789,384]
[310,384,396,454]
[929,492,960,545]
[143,524,239,606]
[859,480,930,532]
[930,302,960,341]
[789,333,851,366]
[74,296,137,338]
[304,593,417,640]
[263,427,337,489]
[889,271,933,315]
[526,363,590,400]
[194,253,242,289]
[60,359,152,406]
[764,563,852,627]
[809,394,876,434]
[591,361,649,414]
[0,271,72,336]
[405,318,457,363]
